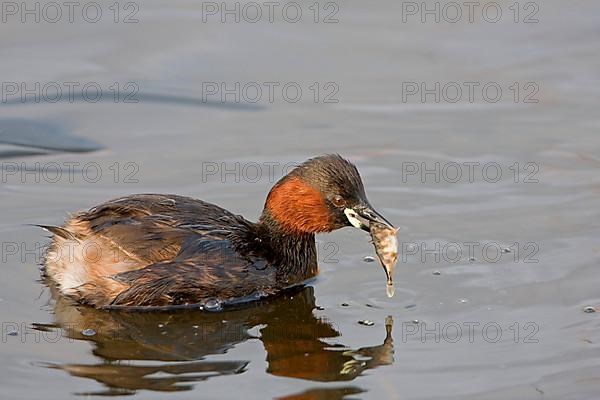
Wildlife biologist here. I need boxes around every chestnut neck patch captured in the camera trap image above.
[265,176,333,234]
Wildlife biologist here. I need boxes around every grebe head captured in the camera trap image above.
[261,154,393,234]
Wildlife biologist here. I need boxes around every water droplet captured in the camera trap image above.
[405,304,416,309]
[458,298,469,304]
[81,328,96,337]
[192,325,199,329]
[386,283,395,298]
[501,248,512,253]
[584,306,597,313]
[341,303,349,307]
[432,270,441,276]
[411,319,420,324]
[316,306,325,311]
[363,256,375,262]
[358,320,375,326]
[204,298,223,311]
[157,323,165,328]
[7,330,18,336]
[468,257,476,262]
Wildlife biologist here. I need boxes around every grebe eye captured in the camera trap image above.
[332,195,346,208]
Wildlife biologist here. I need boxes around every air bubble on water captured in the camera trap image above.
[358,320,375,326]
[363,256,375,262]
[341,303,349,307]
[81,328,96,337]
[584,306,597,313]
[158,323,165,328]
[192,325,199,329]
[501,248,512,253]
[250,291,267,301]
[433,270,441,276]
[204,298,223,311]
[458,298,469,304]
[411,319,420,324]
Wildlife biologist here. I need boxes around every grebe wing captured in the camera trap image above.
[73,194,248,264]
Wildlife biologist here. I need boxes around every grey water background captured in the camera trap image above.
[1,0,600,399]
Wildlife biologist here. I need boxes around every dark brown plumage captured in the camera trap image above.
[42,154,394,308]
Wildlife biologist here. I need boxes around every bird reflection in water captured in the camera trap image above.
[38,285,394,396]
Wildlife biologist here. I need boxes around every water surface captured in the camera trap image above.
[1,1,600,399]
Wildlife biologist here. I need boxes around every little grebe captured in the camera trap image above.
[42,154,394,308]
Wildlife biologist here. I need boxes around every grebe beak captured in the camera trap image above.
[344,202,394,233]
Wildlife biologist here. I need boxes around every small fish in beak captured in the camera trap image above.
[344,201,397,297]
[369,222,399,298]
